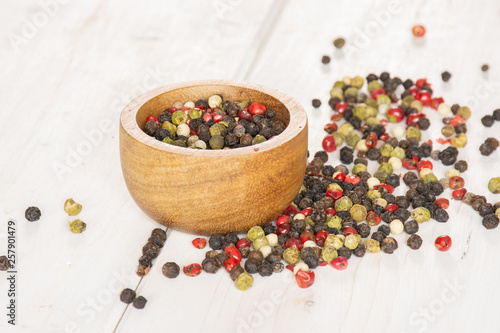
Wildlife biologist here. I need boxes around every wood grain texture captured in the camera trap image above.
[120,80,308,234]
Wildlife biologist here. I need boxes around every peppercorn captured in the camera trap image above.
[479,203,494,217]
[481,64,490,72]
[483,214,499,229]
[337,246,352,260]
[321,55,331,64]
[488,177,500,194]
[407,234,423,250]
[201,258,219,274]
[454,160,468,173]
[142,241,160,259]
[235,272,254,291]
[64,198,82,216]
[371,231,386,243]
[25,206,41,222]
[480,137,499,156]
[333,37,346,49]
[120,288,136,304]
[144,120,159,136]
[353,244,366,257]
[381,237,398,254]
[0,256,9,271]
[438,147,459,165]
[68,219,86,234]
[404,220,419,234]
[132,296,147,309]
[441,71,452,82]
[162,262,180,278]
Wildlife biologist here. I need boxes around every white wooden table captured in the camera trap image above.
[1,1,500,332]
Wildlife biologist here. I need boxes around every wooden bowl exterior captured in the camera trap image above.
[120,80,308,235]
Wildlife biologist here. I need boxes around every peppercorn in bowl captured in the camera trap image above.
[120,80,308,234]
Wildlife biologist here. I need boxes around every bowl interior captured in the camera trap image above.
[135,84,291,132]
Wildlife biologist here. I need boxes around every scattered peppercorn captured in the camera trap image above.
[333,37,345,49]
[407,234,423,250]
[481,115,495,127]
[481,64,489,72]
[162,262,180,278]
[312,99,322,108]
[68,219,86,234]
[441,71,451,82]
[120,288,136,304]
[133,296,147,309]
[321,55,331,64]
[25,206,41,222]
[64,198,82,216]
[0,256,9,271]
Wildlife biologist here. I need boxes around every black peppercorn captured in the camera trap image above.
[337,246,352,260]
[356,223,371,238]
[162,262,180,278]
[312,99,322,108]
[377,224,391,236]
[202,258,219,274]
[215,252,229,268]
[403,172,418,186]
[441,71,452,82]
[120,288,136,304]
[407,234,423,250]
[303,254,320,269]
[353,244,366,257]
[144,120,159,136]
[480,137,499,156]
[142,242,160,259]
[371,231,386,243]
[483,214,499,229]
[132,296,147,309]
[244,258,260,274]
[0,256,10,271]
[258,262,273,277]
[479,203,495,217]
[433,208,449,222]
[381,237,398,254]
[25,206,41,222]
[454,160,468,172]
[438,147,459,166]
[404,220,419,234]
[208,235,224,250]
[481,115,495,127]
[240,246,251,258]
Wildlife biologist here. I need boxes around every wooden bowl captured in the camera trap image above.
[119,80,308,235]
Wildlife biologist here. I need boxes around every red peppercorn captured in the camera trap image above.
[385,204,399,213]
[412,25,426,37]
[343,226,358,236]
[248,102,266,116]
[283,205,299,217]
[236,238,251,249]
[430,97,444,110]
[285,237,303,251]
[324,123,338,134]
[436,138,451,145]
[183,264,202,277]
[416,160,433,172]
[452,188,467,200]
[379,133,390,141]
[168,107,178,114]
[225,246,242,263]
[224,258,239,273]
[181,106,190,112]
[365,132,378,148]
[295,270,315,288]
[331,257,348,270]
[371,88,386,100]
[449,176,465,190]
[435,235,452,251]
[276,215,291,226]
[408,88,419,97]
[449,114,465,127]
[378,184,395,193]
[300,231,314,243]
[333,102,346,113]
[286,264,295,272]
[333,172,346,181]
[434,198,450,209]
[406,113,425,126]
[387,108,404,123]
[146,115,160,125]
[415,78,428,89]
[367,212,381,226]
[330,111,343,122]
[192,238,207,249]
[325,207,336,216]
[345,175,361,185]
[418,91,432,107]
[322,136,336,153]
[238,109,252,121]
[315,230,329,247]
[326,188,343,201]
[213,114,223,123]
[203,112,213,123]
[318,260,328,267]
[301,207,312,217]
[277,223,291,235]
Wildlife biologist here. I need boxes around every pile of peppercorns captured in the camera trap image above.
[135,73,499,291]
[142,96,286,150]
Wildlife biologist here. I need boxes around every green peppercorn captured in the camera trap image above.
[422,173,439,185]
[335,196,353,212]
[252,135,267,145]
[368,80,382,93]
[320,245,338,263]
[332,132,345,146]
[390,147,406,160]
[209,135,225,149]
[367,190,382,201]
[412,207,431,223]
[283,247,300,265]
[488,177,500,194]
[457,106,471,120]
[352,163,367,175]
[345,132,361,147]
[326,215,342,230]
[68,219,86,234]
[339,123,354,137]
[324,234,344,249]
[64,198,82,216]
[235,272,254,291]
[406,126,421,141]
[349,204,367,222]
[364,239,380,253]
[189,108,202,119]
[171,111,188,125]
[247,226,265,241]
[450,133,467,148]
[161,121,177,137]
[330,87,343,99]
[252,236,269,251]
[344,234,361,250]
[401,95,415,108]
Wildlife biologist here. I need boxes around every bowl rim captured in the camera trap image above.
[120,79,307,157]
